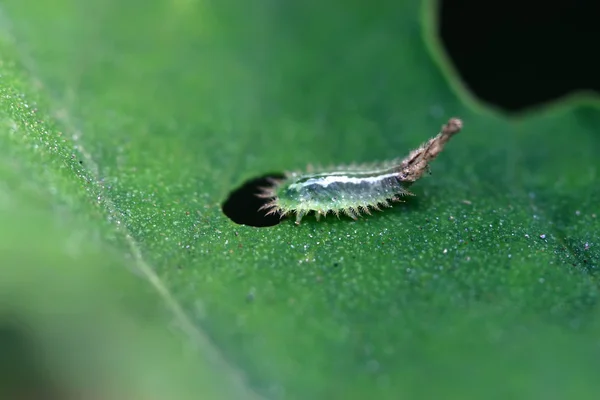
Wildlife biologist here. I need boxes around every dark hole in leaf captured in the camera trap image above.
[222,173,286,227]
[440,0,600,113]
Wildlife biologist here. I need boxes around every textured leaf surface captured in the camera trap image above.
[1,0,600,398]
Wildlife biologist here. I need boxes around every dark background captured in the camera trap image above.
[440,0,600,113]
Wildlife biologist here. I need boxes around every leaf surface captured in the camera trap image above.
[1,0,600,398]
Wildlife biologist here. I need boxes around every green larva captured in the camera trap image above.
[258,118,463,224]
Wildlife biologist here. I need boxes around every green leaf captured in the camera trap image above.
[1,0,600,398]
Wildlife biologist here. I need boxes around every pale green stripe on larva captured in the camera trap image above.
[258,118,463,224]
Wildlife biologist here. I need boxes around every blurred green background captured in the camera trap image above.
[0,0,599,399]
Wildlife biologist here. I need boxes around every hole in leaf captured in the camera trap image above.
[222,173,286,227]
[440,0,600,112]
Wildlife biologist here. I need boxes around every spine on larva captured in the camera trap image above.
[258,118,463,224]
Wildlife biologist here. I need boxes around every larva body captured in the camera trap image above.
[275,168,411,222]
[259,118,463,224]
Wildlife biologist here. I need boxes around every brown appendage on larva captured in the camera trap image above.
[397,118,463,182]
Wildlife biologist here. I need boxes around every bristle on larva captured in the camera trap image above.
[257,118,463,224]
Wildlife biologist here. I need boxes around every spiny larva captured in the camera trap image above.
[258,118,463,224]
